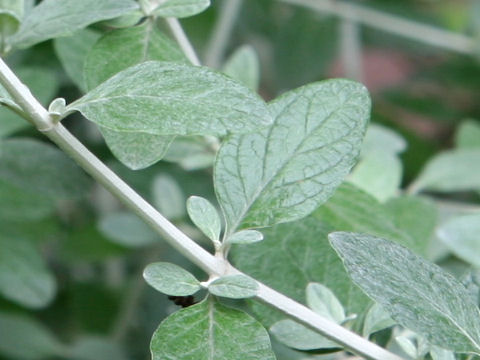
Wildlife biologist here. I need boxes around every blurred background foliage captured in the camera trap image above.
[1,0,480,359]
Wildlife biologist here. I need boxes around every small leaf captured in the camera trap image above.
[208,274,258,299]
[329,231,480,354]
[437,213,480,268]
[270,319,338,350]
[152,174,185,221]
[226,230,263,245]
[395,336,417,359]
[10,0,139,48]
[430,346,456,360]
[410,149,480,193]
[153,0,210,18]
[223,45,260,91]
[164,136,214,170]
[306,282,345,323]
[186,196,221,242]
[361,123,406,156]
[48,97,66,118]
[0,312,66,359]
[363,303,396,337]
[0,237,57,308]
[68,61,272,137]
[0,0,23,36]
[98,212,158,247]
[143,262,201,296]
[215,79,370,233]
[150,297,275,360]
[455,119,480,149]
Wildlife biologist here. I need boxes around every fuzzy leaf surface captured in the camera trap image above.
[153,0,210,18]
[143,262,200,296]
[69,61,272,137]
[223,45,260,91]
[215,80,370,233]
[208,274,258,299]
[186,196,221,242]
[11,0,138,48]
[150,297,275,360]
[0,237,56,308]
[225,230,263,245]
[329,232,480,354]
[270,319,337,350]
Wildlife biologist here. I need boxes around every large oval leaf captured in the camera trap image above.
[68,61,272,137]
[329,232,480,354]
[215,79,370,233]
[150,297,275,360]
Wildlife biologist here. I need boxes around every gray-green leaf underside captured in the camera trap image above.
[10,0,138,48]
[215,79,370,234]
[143,262,200,296]
[153,0,210,18]
[330,232,480,354]
[208,274,258,299]
[150,297,275,360]
[68,61,272,137]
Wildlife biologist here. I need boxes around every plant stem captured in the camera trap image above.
[204,0,243,68]
[0,57,404,360]
[164,18,201,66]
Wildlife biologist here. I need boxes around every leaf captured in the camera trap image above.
[150,297,275,360]
[69,336,128,360]
[153,0,210,18]
[362,303,396,337]
[98,211,158,247]
[84,21,185,90]
[223,45,260,91]
[361,123,406,156]
[54,28,101,92]
[215,80,370,233]
[349,152,402,202]
[0,237,56,308]
[430,346,456,360]
[68,61,272,136]
[270,319,337,351]
[0,67,58,137]
[143,262,201,296]
[395,336,418,359]
[232,216,370,326]
[186,196,221,242]
[410,149,480,193]
[306,283,345,323]
[437,213,480,268]
[455,119,480,149]
[0,312,66,359]
[10,0,139,48]
[0,138,89,199]
[152,174,185,220]
[226,230,263,245]
[329,231,480,354]
[0,0,23,36]
[208,274,258,299]
[164,136,215,170]
[314,183,420,253]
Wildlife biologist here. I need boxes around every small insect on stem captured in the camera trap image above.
[167,295,197,308]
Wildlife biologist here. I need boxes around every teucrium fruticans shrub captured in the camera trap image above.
[0,1,478,359]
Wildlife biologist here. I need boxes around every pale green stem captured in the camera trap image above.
[0,57,405,360]
[204,0,243,68]
[164,18,201,66]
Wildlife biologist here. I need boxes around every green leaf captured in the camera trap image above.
[54,28,101,92]
[215,80,370,233]
[84,21,185,90]
[232,216,369,326]
[437,213,480,268]
[270,319,337,350]
[164,136,215,170]
[153,0,210,18]
[361,123,407,156]
[0,237,56,308]
[186,195,221,242]
[68,61,272,136]
[410,149,480,193]
[349,152,402,202]
[314,183,420,253]
[98,211,158,247]
[395,336,418,359]
[329,231,480,354]
[226,230,263,245]
[150,297,275,360]
[455,119,480,149]
[152,174,185,220]
[0,312,66,359]
[208,274,258,299]
[69,336,128,360]
[362,303,396,337]
[0,67,58,137]
[223,45,260,91]
[430,346,456,360]
[143,262,201,296]
[0,0,23,36]
[0,138,89,199]
[10,0,139,48]
[306,282,345,323]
